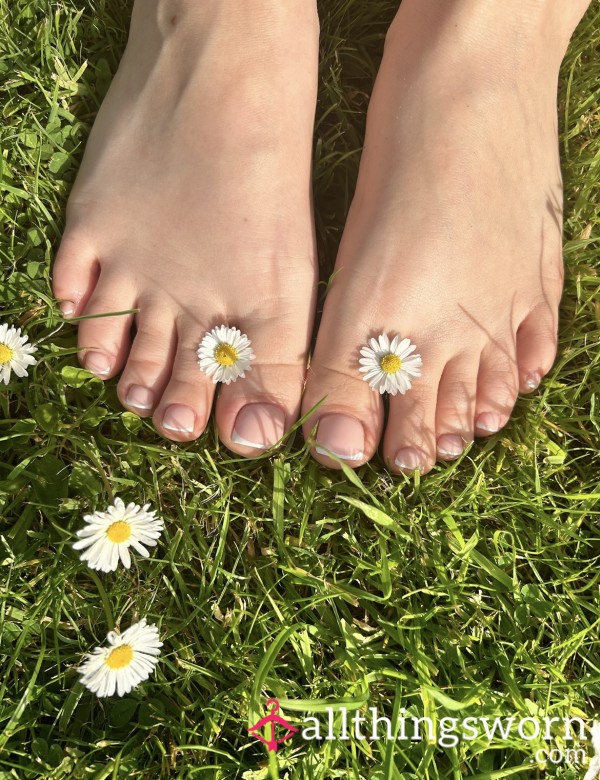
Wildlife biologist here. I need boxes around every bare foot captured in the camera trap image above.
[303,0,590,473]
[53,0,318,453]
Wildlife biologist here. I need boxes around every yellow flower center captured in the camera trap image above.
[214,343,238,366]
[105,644,134,670]
[106,520,132,543]
[380,354,402,374]
[0,344,14,365]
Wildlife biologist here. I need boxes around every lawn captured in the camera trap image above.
[0,1,599,778]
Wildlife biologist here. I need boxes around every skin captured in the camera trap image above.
[53,1,319,450]
[53,0,592,472]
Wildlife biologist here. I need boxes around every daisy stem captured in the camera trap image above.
[86,570,114,631]
[74,442,114,500]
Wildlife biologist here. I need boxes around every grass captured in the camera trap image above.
[0,0,599,778]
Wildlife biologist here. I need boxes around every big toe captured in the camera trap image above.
[302,300,384,468]
[216,314,312,456]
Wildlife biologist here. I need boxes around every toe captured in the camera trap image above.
[216,332,307,455]
[77,270,137,379]
[117,301,177,416]
[213,291,314,455]
[302,356,383,469]
[302,284,394,467]
[516,305,558,393]
[474,341,519,437]
[153,320,216,441]
[383,356,444,475]
[434,353,478,461]
[52,230,99,319]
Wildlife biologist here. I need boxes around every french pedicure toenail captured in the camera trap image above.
[232,403,286,450]
[60,300,76,318]
[437,434,465,459]
[85,351,112,376]
[126,385,154,411]
[394,448,425,473]
[476,412,503,433]
[525,371,541,390]
[162,404,195,434]
[315,414,365,462]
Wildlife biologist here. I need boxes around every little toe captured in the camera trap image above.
[435,354,477,461]
[77,271,137,379]
[117,303,177,416]
[474,343,519,437]
[52,230,99,318]
[152,322,216,441]
[516,306,558,393]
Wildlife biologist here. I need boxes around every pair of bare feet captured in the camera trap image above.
[52,0,590,473]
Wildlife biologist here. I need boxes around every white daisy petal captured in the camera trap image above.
[78,619,163,698]
[119,545,131,569]
[130,540,151,557]
[397,338,412,355]
[72,497,164,572]
[0,324,37,384]
[358,333,422,396]
[197,325,254,385]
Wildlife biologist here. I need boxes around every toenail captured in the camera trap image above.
[126,385,154,411]
[232,403,286,450]
[437,434,465,459]
[60,300,76,318]
[314,414,365,462]
[525,371,541,390]
[475,412,503,433]
[162,404,195,434]
[85,351,112,377]
[394,448,425,473]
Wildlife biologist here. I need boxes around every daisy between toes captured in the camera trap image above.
[359,334,422,395]
[197,325,255,385]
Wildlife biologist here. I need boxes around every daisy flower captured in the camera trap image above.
[77,618,162,697]
[0,323,37,384]
[359,334,422,395]
[197,325,255,384]
[72,497,164,572]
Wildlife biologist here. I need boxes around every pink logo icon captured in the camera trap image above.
[248,699,299,753]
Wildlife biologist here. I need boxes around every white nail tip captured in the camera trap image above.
[162,423,194,434]
[315,445,364,462]
[231,431,269,450]
[128,401,153,411]
[395,461,422,472]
